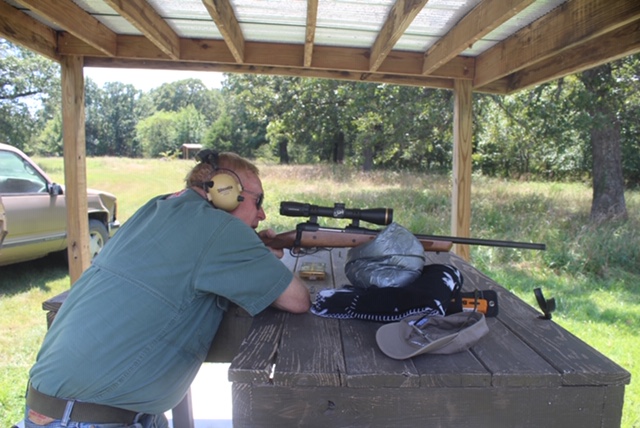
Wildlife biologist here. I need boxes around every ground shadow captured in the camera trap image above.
[0,253,70,297]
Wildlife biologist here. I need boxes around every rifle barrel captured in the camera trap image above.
[415,233,546,251]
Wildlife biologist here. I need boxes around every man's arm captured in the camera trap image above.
[257,229,310,313]
[271,274,310,313]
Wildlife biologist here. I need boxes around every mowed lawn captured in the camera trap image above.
[2,157,639,427]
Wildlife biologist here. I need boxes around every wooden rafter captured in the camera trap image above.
[103,0,180,60]
[201,0,245,63]
[499,18,640,93]
[14,0,117,57]
[369,0,430,72]
[422,0,536,76]
[304,0,319,67]
[0,1,58,61]
[474,0,640,88]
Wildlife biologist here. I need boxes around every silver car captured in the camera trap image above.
[0,143,120,266]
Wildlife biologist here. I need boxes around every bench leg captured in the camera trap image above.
[171,388,194,428]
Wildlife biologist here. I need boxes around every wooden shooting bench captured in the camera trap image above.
[227,249,631,427]
[43,249,630,427]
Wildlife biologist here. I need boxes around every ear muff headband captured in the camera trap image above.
[196,149,245,211]
[207,172,244,211]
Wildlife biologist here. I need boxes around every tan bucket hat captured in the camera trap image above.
[375,311,489,360]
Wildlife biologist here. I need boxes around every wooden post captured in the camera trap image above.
[452,79,472,261]
[61,55,90,283]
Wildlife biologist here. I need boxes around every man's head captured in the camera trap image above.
[186,151,266,228]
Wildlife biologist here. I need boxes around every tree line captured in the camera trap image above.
[2,39,638,218]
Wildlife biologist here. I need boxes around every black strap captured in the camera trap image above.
[26,384,138,424]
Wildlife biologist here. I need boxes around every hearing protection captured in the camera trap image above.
[195,149,244,211]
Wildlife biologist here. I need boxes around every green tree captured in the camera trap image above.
[147,78,222,125]
[204,110,235,152]
[175,104,207,147]
[84,80,142,156]
[36,113,63,155]
[136,110,178,157]
[340,82,454,171]
[218,74,274,157]
[476,78,592,180]
[0,39,59,151]
[101,82,141,156]
[281,78,353,164]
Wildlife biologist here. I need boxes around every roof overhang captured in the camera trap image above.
[1,0,639,94]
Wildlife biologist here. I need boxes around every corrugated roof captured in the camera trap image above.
[1,0,639,93]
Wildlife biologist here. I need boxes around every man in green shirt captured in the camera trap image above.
[24,151,310,428]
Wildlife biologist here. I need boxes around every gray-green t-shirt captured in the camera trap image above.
[29,189,293,414]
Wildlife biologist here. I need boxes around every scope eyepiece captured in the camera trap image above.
[279,201,393,226]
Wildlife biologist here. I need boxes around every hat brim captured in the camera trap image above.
[376,312,488,360]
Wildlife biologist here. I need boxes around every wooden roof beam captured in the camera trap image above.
[422,0,535,76]
[58,32,474,80]
[14,0,117,57]
[0,2,59,61]
[486,18,640,94]
[201,0,245,63]
[369,0,430,72]
[103,0,180,60]
[83,56,455,90]
[474,0,640,88]
[304,0,319,67]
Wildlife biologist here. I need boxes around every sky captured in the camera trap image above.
[83,67,226,91]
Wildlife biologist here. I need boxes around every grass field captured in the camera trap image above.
[1,157,639,427]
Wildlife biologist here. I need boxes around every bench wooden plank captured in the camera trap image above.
[425,251,631,387]
[232,383,621,428]
[473,317,560,387]
[275,313,345,387]
[42,290,69,311]
[412,349,491,388]
[495,288,630,386]
[228,308,287,384]
[341,318,421,388]
[273,250,346,387]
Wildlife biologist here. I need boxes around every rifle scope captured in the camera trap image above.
[280,201,393,226]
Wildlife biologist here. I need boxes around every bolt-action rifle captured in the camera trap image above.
[261,201,546,253]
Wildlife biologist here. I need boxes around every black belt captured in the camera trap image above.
[26,384,138,424]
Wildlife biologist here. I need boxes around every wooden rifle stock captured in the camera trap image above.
[262,225,453,252]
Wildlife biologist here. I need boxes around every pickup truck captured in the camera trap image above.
[0,143,120,267]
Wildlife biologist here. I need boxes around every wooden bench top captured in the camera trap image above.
[229,249,630,427]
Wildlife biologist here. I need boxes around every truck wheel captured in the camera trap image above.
[89,219,109,261]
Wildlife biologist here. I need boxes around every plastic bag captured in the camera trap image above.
[345,222,425,289]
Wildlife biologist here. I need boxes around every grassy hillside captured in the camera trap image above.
[1,157,638,427]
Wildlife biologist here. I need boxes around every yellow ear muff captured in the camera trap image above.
[207,172,244,211]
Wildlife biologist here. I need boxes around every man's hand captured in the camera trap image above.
[258,228,284,259]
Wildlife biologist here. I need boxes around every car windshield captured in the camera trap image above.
[0,151,48,194]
